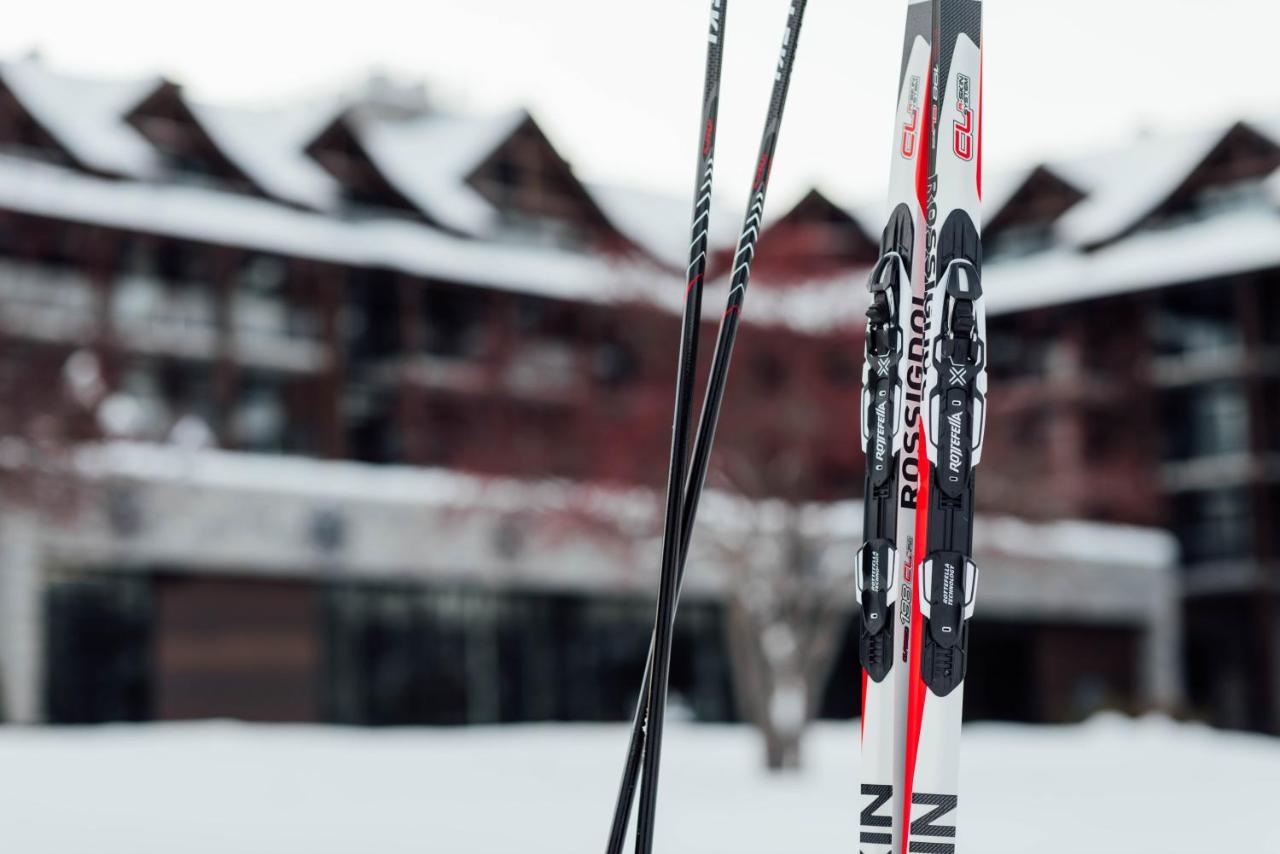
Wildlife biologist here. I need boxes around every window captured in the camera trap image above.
[1162,383,1250,460]
[752,352,789,392]
[824,346,858,385]
[346,270,400,360]
[234,255,310,340]
[593,340,637,387]
[1174,488,1252,565]
[986,325,1049,380]
[985,222,1055,261]
[1192,178,1269,219]
[1264,380,1280,454]
[232,374,288,452]
[1149,286,1242,359]
[423,286,485,358]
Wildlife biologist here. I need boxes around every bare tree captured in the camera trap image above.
[708,455,855,771]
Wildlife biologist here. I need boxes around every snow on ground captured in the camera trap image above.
[0,715,1274,854]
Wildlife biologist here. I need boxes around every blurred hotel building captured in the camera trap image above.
[4,56,1274,731]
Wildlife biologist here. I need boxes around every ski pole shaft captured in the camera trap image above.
[605,3,725,851]
[632,3,807,853]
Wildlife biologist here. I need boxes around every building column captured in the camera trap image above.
[0,510,44,723]
[316,263,346,459]
[1234,275,1279,732]
[1146,575,1185,713]
[212,248,242,448]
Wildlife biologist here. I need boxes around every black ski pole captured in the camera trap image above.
[603,2,725,852]
[625,4,809,853]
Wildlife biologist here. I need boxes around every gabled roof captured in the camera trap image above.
[125,80,273,193]
[1052,123,1236,248]
[355,108,528,235]
[186,101,341,211]
[0,153,660,307]
[983,164,1086,238]
[981,165,1038,221]
[746,187,879,284]
[0,58,160,177]
[587,181,738,271]
[305,107,529,234]
[985,207,1280,317]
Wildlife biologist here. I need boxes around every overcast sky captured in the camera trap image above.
[5,0,1278,215]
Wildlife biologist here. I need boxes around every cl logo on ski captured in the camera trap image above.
[901,75,921,158]
[952,73,974,161]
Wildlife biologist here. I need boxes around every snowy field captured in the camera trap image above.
[0,715,1275,854]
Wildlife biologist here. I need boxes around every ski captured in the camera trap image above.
[607,3,810,853]
[856,3,932,853]
[903,2,984,854]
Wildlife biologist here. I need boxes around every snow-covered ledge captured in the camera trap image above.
[0,442,1182,720]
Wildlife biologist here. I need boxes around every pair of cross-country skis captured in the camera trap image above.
[604,2,985,853]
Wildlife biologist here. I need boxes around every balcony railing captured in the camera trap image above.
[110,275,327,372]
[231,294,326,373]
[111,274,219,358]
[0,259,98,341]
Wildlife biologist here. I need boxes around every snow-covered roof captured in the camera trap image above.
[1051,125,1230,247]
[4,57,1280,330]
[0,154,657,306]
[986,207,1280,316]
[588,181,739,270]
[981,164,1036,219]
[0,58,160,177]
[841,197,887,244]
[0,149,874,332]
[350,108,528,235]
[186,101,342,210]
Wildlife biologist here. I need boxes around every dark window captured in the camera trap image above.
[1264,380,1280,454]
[1162,382,1250,460]
[824,346,858,385]
[593,340,638,387]
[1173,488,1252,565]
[346,270,400,360]
[986,325,1049,379]
[985,222,1055,261]
[233,373,288,453]
[1149,285,1242,359]
[753,352,789,392]
[45,573,152,723]
[321,585,733,725]
[423,286,485,358]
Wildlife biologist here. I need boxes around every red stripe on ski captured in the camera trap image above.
[901,426,930,854]
[915,88,933,212]
[860,669,868,740]
[976,47,984,199]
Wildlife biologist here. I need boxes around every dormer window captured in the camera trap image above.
[985,222,1056,260]
[746,189,879,284]
[0,84,70,164]
[1125,123,1280,239]
[984,167,1084,261]
[125,82,259,192]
